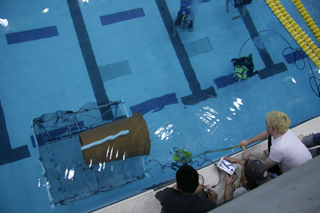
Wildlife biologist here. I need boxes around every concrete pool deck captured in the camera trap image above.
[211,155,320,213]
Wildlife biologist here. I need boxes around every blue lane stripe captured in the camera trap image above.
[214,73,237,89]
[6,26,58,45]
[130,93,178,115]
[283,49,307,63]
[100,8,145,26]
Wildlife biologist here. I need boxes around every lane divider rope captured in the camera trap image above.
[291,0,320,44]
[265,0,320,68]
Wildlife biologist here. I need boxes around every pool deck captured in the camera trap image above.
[211,154,320,213]
[93,115,320,213]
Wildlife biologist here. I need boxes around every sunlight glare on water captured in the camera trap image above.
[233,98,243,110]
[154,123,174,141]
[199,106,220,133]
[199,97,243,133]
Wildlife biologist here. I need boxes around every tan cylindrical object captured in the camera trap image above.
[79,112,151,165]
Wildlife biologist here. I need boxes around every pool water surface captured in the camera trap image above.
[0,0,320,212]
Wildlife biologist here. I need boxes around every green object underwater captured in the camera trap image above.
[173,149,193,164]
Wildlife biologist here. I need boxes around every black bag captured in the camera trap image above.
[234,0,252,7]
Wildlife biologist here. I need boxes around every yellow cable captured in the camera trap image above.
[236,145,247,189]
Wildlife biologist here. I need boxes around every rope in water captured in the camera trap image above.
[191,145,239,159]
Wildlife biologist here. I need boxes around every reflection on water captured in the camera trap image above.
[284,76,297,84]
[199,106,220,133]
[64,168,75,180]
[233,98,243,111]
[154,123,174,140]
[198,98,243,132]
[42,8,49,13]
[0,18,8,27]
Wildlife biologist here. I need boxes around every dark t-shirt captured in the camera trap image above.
[155,188,217,213]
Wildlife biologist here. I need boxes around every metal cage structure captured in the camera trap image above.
[31,99,147,207]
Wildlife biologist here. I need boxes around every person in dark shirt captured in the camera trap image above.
[155,165,218,213]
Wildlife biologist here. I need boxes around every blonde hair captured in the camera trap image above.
[266,111,291,133]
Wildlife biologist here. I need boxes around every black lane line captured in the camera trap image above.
[0,101,30,165]
[67,0,113,119]
[240,9,287,79]
[155,0,217,105]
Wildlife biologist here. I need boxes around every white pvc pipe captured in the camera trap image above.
[81,130,129,151]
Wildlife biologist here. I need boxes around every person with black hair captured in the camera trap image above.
[224,157,272,202]
[231,54,259,81]
[155,165,218,213]
[226,0,252,20]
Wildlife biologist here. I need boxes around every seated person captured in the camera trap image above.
[238,111,312,175]
[224,158,272,202]
[155,165,218,213]
[226,0,253,20]
[231,54,259,81]
[298,133,320,158]
[173,1,195,32]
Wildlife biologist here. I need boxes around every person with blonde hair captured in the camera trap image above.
[238,111,312,174]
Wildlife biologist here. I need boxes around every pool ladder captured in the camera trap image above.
[265,0,320,68]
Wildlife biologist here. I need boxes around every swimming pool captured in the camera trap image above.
[0,0,320,212]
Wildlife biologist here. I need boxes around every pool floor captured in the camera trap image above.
[0,0,320,212]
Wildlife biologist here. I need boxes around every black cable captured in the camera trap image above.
[197,163,222,189]
[211,163,222,188]
[239,29,320,97]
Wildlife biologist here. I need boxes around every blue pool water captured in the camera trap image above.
[0,0,320,212]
